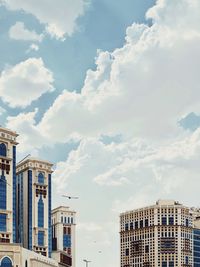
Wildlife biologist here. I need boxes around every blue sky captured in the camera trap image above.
[1,1,200,267]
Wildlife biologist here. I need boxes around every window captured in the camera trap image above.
[61,216,63,223]
[162,262,167,267]
[145,219,148,227]
[125,248,129,256]
[38,231,44,246]
[169,217,174,225]
[186,218,189,227]
[38,196,44,227]
[130,222,133,230]
[25,260,28,267]
[0,143,7,157]
[63,234,71,248]
[185,256,189,265]
[1,257,12,267]
[135,221,138,229]
[71,217,73,224]
[140,220,143,228]
[169,262,174,267]
[0,213,7,232]
[38,173,44,184]
[145,245,149,253]
[125,223,129,231]
[162,217,167,225]
[0,173,6,210]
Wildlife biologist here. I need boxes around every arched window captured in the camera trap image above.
[1,257,12,267]
[25,260,28,267]
[38,173,44,184]
[38,195,44,227]
[0,173,7,210]
[0,143,7,157]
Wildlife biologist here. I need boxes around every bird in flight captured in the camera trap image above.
[62,195,79,199]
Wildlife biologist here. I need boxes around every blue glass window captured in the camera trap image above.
[0,213,7,232]
[63,234,71,248]
[186,256,189,265]
[12,146,17,243]
[0,173,6,210]
[169,217,174,225]
[48,174,52,257]
[162,217,167,225]
[38,173,44,184]
[28,170,32,250]
[0,143,7,157]
[125,223,129,231]
[38,196,44,227]
[38,231,44,246]
[169,262,174,267]
[1,257,12,267]
[162,262,167,267]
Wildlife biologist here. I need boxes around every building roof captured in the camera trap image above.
[51,206,76,214]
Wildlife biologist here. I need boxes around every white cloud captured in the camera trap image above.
[9,21,43,42]
[27,0,199,144]
[26,44,39,54]
[0,107,6,117]
[6,0,200,148]
[1,0,89,39]
[0,58,54,108]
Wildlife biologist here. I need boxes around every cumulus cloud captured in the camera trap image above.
[28,0,199,144]
[0,58,54,108]
[9,21,43,42]
[1,0,89,39]
[5,0,200,162]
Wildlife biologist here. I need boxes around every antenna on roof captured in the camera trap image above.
[17,154,31,165]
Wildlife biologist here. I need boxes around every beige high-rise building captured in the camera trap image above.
[0,127,18,244]
[120,200,195,267]
[16,157,53,258]
[51,206,76,267]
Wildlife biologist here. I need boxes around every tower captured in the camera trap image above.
[16,158,53,257]
[120,200,194,267]
[0,127,18,244]
[51,206,76,267]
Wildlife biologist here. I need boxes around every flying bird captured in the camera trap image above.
[62,195,79,199]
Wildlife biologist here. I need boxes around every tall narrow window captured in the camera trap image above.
[0,213,7,232]
[0,143,7,157]
[0,173,6,210]
[38,195,44,227]
[38,173,44,184]
[38,231,44,246]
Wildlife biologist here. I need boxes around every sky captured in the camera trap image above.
[1,0,200,266]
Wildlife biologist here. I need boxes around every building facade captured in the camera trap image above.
[51,206,76,267]
[0,127,18,244]
[16,158,53,258]
[0,243,59,267]
[120,200,195,267]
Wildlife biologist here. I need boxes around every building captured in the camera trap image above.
[0,126,76,267]
[51,206,76,267]
[16,158,53,258]
[0,127,18,244]
[0,243,59,267]
[120,200,196,267]
[191,209,200,267]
